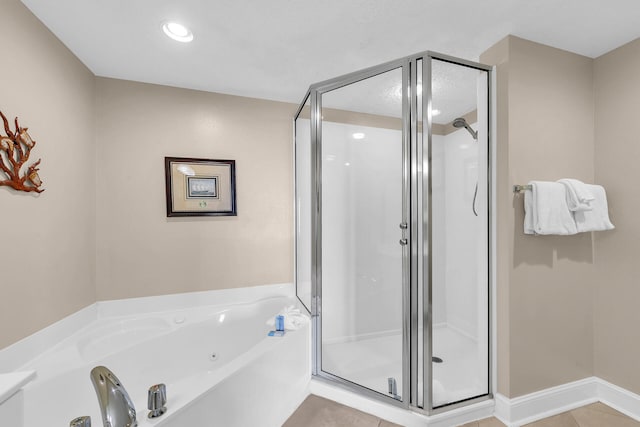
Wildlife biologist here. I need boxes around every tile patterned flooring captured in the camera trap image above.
[284,395,640,427]
[460,402,640,427]
[283,395,402,427]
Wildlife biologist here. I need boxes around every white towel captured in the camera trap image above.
[524,181,578,235]
[573,184,615,232]
[523,189,535,234]
[266,305,309,330]
[557,179,595,212]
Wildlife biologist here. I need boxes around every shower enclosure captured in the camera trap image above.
[294,51,491,414]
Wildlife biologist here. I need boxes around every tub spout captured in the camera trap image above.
[90,366,138,427]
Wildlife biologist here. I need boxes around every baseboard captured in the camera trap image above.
[597,378,640,422]
[495,377,640,426]
[310,375,640,426]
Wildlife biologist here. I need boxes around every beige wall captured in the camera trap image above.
[0,0,96,348]
[4,0,639,399]
[593,38,640,395]
[482,36,596,397]
[95,78,296,300]
[0,0,296,347]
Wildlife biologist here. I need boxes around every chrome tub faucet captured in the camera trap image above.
[90,366,138,427]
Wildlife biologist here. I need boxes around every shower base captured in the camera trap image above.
[322,325,487,407]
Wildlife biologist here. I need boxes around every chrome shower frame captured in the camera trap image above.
[293,50,493,416]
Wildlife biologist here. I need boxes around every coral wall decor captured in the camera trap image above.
[0,110,44,193]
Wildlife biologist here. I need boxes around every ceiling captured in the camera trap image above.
[21,0,640,112]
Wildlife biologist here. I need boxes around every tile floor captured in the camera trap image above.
[283,395,402,427]
[460,402,640,427]
[284,395,640,427]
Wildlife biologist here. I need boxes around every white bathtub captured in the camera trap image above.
[12,290,310,426]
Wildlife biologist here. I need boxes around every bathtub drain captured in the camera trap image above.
[209,352,218,362]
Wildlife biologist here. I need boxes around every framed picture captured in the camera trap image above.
[165,157,237,217]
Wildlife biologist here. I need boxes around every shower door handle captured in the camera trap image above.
[399,238,408,246]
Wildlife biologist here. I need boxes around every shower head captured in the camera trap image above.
[452,117,478,140]
[452,117,467,128]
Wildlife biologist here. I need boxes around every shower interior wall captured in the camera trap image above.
[299,117,483,344]
[321,120,403,342]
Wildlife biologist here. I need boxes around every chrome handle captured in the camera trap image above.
[399,238,408,246]
[148,383,167,418]
[70,416,91,427]
[388,377,397,396]
[387,377,400,400]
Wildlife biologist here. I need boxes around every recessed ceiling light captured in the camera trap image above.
[352,132,366,140]
[162,22,193,43]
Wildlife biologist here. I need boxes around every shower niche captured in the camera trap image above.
[295,52,491,414]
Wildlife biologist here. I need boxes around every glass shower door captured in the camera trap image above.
[319,66,407,400]
[296,51,492,414]
[426,56,490,409]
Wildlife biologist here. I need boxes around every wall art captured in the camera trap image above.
[0,111,44,193]
[165,157,236,217]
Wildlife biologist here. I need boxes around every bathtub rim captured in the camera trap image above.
[0,371,36,406]
[0,282,294,373]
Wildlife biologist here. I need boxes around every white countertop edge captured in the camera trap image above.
[0,371,36,404]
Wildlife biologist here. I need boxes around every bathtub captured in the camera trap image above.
[9,288,310,426]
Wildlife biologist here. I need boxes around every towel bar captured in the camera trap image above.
[513,184,532,193]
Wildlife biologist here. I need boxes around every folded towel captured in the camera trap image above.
[573,184,615,232]
[524,181,578,235]
[266,305,309,331]
[557,179,595,211]
[524,189,535,234]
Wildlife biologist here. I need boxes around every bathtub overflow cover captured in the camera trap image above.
[209,353,218,362]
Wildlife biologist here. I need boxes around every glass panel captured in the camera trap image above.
[295,96,312,312]
[429,58,490,407]
[320,67,405,398]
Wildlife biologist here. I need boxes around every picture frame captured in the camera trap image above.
[165,157,237,217]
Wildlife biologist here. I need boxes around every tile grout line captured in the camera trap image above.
[569,412,581,427]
